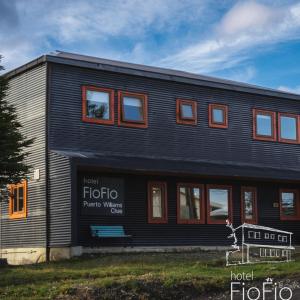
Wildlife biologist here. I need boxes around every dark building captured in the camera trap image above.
[1,51,300,264]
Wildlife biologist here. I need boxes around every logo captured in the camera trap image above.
[225,220,294,266]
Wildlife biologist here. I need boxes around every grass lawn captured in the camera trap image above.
[0,251,300,299]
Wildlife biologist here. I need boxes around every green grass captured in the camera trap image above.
[0,252,299,299]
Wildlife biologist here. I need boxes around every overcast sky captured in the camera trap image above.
[1,0,300,93]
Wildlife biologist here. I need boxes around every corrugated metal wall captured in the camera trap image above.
[48,152,72,247]
[78,172,300,247]
[48,63,300,171]
[0,64,47,248]
[47,62,300,247]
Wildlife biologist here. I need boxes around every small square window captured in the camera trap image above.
[176,99,197,125]
[270,234,275,240]
[265,233,270,239]
[209,104,228,128]
[118,91,148,128]
[253,109,277,141]
[82,86,114,125]
[278,113,299,144]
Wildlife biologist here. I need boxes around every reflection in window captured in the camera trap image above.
[86,90,110,120]
[208,188,229,222]
[181,104,194,119]
[280,115,297,141]
[212,108,224,123]
[178,185,203,223]
[241,187,257,224]
[256,114,272,136]
[9,181,27,219]
[281,192,297,217]
[148,182,167,223]
[123,96,144,122]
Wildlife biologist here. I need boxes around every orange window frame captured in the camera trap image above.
[177,183,205,224]
[241,186,258,224]
[148,182,168,224]
[82,86,115,125]
[176,99,197,125]
[9,181,27,219]
[208,104,228,129]
[253,109,277,142]
[118,91,148,128]
[207,184,233,224]
[278,112,300,144]
[279,189,300,221]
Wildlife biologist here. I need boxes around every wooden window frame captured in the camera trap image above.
[118,91,148,128]
[208,103,228,129]
[207,184,233,224]
[253,109,277,142]
[241,186,258,224]
[279,189,300,221]
[148,181,168,224]
[176,99,197,125]
[177,183,205,224]
[82,86,115,125]
[9,180,27,219]
[278,112,300,144]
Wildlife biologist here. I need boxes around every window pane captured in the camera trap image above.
[123,96,143,122]
[244,191,254,220]
[212,108,224,123]
[181,104,193,118]
[18,187,24,212]
[86,90,110,120]
[179,186,201,220]
[13,188,18,212]
[256,114,272,136]
[280,116,297,140]
[281,192,296,216]
[152,187,163,218]
[209,189,229,221]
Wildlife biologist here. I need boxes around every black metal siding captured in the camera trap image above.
[48,63,300,173]
[0,64,47,248]
[78,172,300,247]
[48,152,72,247]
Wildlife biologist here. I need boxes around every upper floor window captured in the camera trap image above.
[209,104,228,128]
[207,185,232,224]
[278,113,299,144]
[9,181,27,219]
[176,99,197,125]
[279,189,300,221]
[177,183,204,224]
[82,86,114,125]
[253,109,276,141]
[148,182,167,223]
[118,91,148,128]
[241,187,257,224]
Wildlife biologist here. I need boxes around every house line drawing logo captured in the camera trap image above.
[226,220,294,266]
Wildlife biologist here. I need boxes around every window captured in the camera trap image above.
[280,189,300,220]
[148,182,167,223]
[270,234,275,240]
[9,181,27,219]
[265,233,270,239]
[241,187,257,224]
[253,109,277,141]
[176,99,197,125]
[177,183,205,224]
[208,104,228,128]
[248,231,255,238]
[278,113,299,144]
[118,91,148,128]
[207,185,232,224]
[82,86,114,125]
[254,232,261,239]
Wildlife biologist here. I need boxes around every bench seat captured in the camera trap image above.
[90,225,131,238]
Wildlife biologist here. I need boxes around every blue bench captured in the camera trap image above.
[90,225,131,238]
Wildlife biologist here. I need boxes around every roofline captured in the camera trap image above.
[3,51,300,101]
